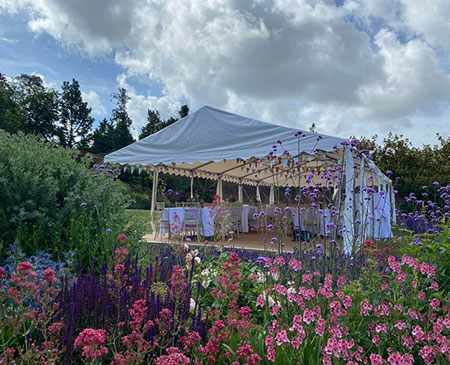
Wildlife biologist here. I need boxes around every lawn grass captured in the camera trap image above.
[125,209,158,234]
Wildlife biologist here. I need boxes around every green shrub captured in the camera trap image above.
[400,222,450,297]
[0,130,139,269]
[128,191,150,210]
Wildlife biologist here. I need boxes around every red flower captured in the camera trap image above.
[364,239,376,250]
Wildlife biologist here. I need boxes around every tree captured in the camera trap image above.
[139,109,162,140]
[155,104,190,131]
[178,104,189,119]
[13,74,59,141]
[110,88,134,149]
[91,118,114,154]
[0,73,25,133]
[59,79,94,148]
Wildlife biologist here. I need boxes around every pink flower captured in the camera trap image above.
[267,347,276,362]
[256,295,265,307]
[429,282,439,291]
[315,317,325,336]
[117,233,128,244]
[302,309,315,324]
[17,261,33,276]
[74,328,108,360]
[275,330,289,346]
[43,268,56,283]
[394,321,406,331]
[156,347,191,364]
[370,353,383,365]
[430,298,440,311]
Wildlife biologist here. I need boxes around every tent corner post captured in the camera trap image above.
[151,166,159,216]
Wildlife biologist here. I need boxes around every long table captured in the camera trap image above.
[160,205,259,237]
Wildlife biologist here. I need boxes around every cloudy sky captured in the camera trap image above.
[1,0,449,145]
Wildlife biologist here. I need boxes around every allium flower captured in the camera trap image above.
[106,228,112,233]
[80,202,87,207]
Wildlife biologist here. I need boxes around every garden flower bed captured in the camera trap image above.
[1,235,449,364]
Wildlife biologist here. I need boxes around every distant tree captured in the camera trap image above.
[110,88,134,150]
[13,74,59,141]
[178,104,189,119]
[139,109,162,140]
[156,104,190,131]
[59,79,94,148]
[91,118,114,154]
[352,133,450,211]
[0,72,25,133]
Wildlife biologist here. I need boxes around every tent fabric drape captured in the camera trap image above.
[216,178,223,200]
[269,185,275,205]
[151,167,159,214]
[342,147,355,254]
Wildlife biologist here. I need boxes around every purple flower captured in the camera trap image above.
[106,228,112,233]
[385,170,393,175]
[80,202,87,207]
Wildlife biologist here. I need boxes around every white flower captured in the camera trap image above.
[201,268,210,276]
[287,287,297,295]
[190,298,196,311]
[256,272,266,283]
[271,271,279,281]
[202,280,208,288]
[194,257,201,264]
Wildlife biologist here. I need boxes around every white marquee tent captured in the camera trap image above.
[105,106,395,252]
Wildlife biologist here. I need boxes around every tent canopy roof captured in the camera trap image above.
[104,106,386,186]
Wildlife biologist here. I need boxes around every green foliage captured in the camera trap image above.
[139,109,162,139]
[354,133,450,210]
[139,104,190,140]
[13,74,60,141]
[59,79,94,148]
[0,130,138,268]
[109,87,134,149]
[400,223,450,297]
[194,251,262,312]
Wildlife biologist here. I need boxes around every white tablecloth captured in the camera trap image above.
[160,207,215,237]
[291,208,331,235]
[241,205,258,233]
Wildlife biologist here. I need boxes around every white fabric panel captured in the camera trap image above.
[372,192,391,238]
[390,184,397,224]
[358,157,365,241]
[256,185,261,202]
[269,185,275,205]
[343,147,354,254]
